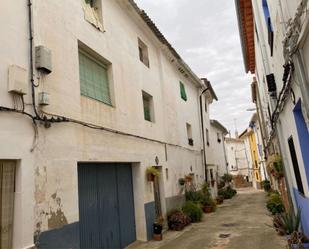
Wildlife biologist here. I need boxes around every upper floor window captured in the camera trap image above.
[83,0,103,31]
[186,123,193,146]
[205,96,208,112]
[79,49,112,105]
[142,91,154,122]
[138,39,150,68]
[217,133,221,143]
[206,128,210,146]
[262,0,274,56]
[180,82,187,101]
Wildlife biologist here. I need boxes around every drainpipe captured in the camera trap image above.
[199,88,209,182]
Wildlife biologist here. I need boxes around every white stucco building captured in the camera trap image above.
[0,1,222,248]
[225,137,250,179]
[236,0,309,235]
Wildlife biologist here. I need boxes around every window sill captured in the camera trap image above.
[81,95,113,108]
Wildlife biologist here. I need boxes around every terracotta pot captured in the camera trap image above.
[216,198,223,205]
[153,233,163,241]
[203,206,213,213]
[147,173,155,182]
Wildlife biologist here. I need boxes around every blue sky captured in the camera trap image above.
[135,0,255,134]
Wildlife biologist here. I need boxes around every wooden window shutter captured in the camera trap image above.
[180,82,187,101]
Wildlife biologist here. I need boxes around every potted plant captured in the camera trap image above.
[216,195,224,205]
[267,154,284,179]
[146,167,160,182]
[288,231,309,248]
[153,216,164,241]
[185,175,193,183]
[201,196,216,213]
[178,178,186,186]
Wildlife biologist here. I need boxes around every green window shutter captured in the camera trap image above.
[143,97,151,121]
[180,82,187,101]
[79,51,112,105]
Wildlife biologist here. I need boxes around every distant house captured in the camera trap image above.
[239,113,267,189]
[225,137,250,179]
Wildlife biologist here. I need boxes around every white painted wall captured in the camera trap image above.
[252,0,309,202]
[0,0,214,247]
[225,138,249,177]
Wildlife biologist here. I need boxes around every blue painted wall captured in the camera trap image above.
[293,100,309,185]
[294,189,309,236]
[144,202,156,241]
[293,100,309,236]
[36,222,80,249]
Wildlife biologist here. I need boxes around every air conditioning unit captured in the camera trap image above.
[266,73,276,92]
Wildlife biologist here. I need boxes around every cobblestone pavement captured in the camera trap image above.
[128,188,287,249]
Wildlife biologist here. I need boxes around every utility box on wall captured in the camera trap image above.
[35,46,52,74]
[8,65,28,95]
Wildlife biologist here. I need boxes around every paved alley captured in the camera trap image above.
[128,188,286,249]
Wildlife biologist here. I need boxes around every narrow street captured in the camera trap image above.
[129,188,286,249]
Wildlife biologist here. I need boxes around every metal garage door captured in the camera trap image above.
[78,163,136,249]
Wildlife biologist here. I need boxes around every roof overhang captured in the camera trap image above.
[201,78,218,101]
[235,0,255,74]
[210,120,228,134]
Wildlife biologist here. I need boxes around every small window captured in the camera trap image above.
[180,82,187,101]
[217,133,221,143]
[205,96,208,112]
[206,128,210,146]
[138,39,149,67]
[79,49,111,105]
[186,123,193,146]
[142,91,154,122]
[83,0,103,31]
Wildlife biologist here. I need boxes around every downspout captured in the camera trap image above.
[28,0,41,120]
[199,89,209,182]
[199,92,208,182]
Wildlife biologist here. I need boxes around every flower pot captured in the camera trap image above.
[147,173,155,182]
[216,198,224,205]
[153,233,163,241]
[203,206,213,213]
[153,223,163,234]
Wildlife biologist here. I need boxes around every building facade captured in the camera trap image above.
[0,1,220,248]
[236,0,309,235]
[225,137,250,179]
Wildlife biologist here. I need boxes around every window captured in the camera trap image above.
[186,123,193,146]
[217,133,221,143]
[206,128,210,146]
[142,91,154,122]
[138,39,149,67]
[83,0,103,31]
[79,50,112,105]
[288,136,305,195]
[180,82,187,101]
[205,96,208,112]
[262,0,274,56]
